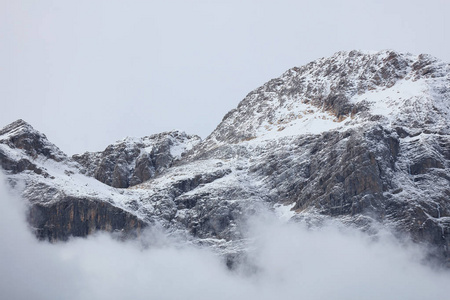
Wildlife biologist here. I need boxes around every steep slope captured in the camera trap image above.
[0,119,147,240]
[0,119,67,174]
[1,50,449,267]
[73,131,201,188]
[203,50,449,148]
[189,50,450,265]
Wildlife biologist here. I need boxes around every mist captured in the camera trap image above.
[1,174,449,300]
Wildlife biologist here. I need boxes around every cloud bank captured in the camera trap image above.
[1,175,449,300]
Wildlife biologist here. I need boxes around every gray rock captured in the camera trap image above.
[1,50,450,268]
[28,197,146,242]
[73,131,201,188]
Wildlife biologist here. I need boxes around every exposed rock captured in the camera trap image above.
[200,50,450,150]
[1,50,450,268]
[0,119,67,162]
[27,197,146,242]
[73,131,201,188]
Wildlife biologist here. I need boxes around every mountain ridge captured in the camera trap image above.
[1,49,449,267]
[201,50,449,150]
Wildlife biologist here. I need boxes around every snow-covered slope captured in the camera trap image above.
[1,50,450,267]
[0,119,139,209]
[203,50,450,148]
[73,131,201,188]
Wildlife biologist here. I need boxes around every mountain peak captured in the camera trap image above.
[203,50,450,147]
[0,119,67,162]
[1,51,450,269]
[0,119,36,137]
[72,129,202,188]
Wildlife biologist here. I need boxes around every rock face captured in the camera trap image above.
[1,50,450,267]
[202,50,449,149]
[73,131,201,188]
[0,119,66,177]
[28,197,146,242]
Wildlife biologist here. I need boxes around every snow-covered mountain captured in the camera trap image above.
[73,131,201,188]
[204,50,449,147]
[1,50,449,267]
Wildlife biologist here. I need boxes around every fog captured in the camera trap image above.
[1,174,449,300]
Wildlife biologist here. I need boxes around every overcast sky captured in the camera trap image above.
[1,0,449,154]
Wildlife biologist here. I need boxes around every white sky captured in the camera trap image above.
[1,0,448,155]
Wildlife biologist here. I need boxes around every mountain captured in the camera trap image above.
[73,131,201,188]
[1,50,449,267]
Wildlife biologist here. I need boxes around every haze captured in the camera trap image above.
[1,173,449,299]
[0,0,448,154]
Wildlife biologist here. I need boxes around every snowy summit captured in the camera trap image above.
[1,50,449,267]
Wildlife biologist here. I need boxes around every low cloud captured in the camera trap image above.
[1,175,449,300]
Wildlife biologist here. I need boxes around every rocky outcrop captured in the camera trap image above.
[73,131,201,188]
[201,50,450,149]
[0,119,64,177]
[28,197,146,241]
[0,119,67,162]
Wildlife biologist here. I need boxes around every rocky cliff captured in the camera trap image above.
[73,131,201,188]
[1,50,449,267]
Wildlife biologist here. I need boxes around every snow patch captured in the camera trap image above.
[273,202,296,222]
